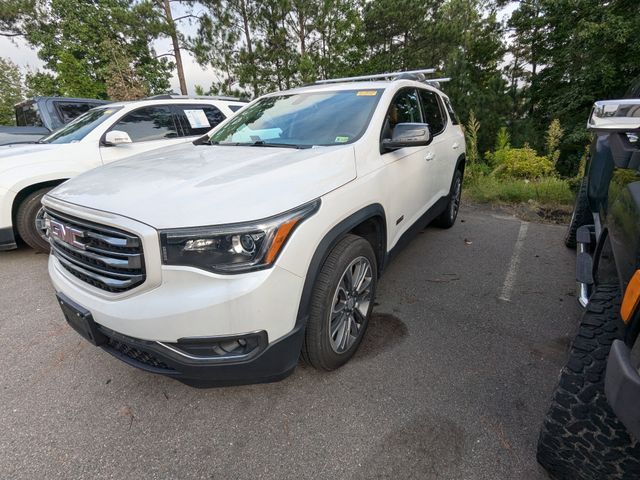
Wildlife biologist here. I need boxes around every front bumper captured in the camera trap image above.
[0,186,16,250]
[605,340,640,439]
[0,226,16,251]
[98,320,304,387]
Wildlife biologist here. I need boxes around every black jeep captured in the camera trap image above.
[537,99,640,479]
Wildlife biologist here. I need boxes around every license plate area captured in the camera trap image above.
[56,293,107,346]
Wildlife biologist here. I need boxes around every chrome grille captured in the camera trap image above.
[45,208,146,292]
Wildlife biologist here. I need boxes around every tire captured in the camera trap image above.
[564,178,591,249]
[537,284,640,480]
[16,187,52,253]
[302,234,378,371]
[434,169,462,229]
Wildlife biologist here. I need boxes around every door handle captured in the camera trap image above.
[425,152,435,161]
[452,142,460,150]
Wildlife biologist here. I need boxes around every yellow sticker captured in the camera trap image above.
[357,90,378,96]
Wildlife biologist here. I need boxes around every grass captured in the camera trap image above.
[464,174,575,207]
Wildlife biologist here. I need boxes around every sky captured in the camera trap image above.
[1,2,518,97]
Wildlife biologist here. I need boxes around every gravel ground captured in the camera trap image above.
[0,203,580,479]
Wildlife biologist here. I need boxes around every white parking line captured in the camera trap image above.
[499,222,529,302]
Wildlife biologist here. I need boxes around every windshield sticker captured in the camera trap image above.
[184,109,211,129]
[357,90,378,96]
[335,136,350,143]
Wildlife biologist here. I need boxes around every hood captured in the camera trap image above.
[0,143,65,170]
[48,142,357,228]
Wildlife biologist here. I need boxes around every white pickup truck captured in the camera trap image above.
[0,96,246,252]
[43,70,466,387]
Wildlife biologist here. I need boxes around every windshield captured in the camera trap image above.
[209,89,383,147]
[41,106,122,144]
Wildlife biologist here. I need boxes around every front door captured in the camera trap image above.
[99,105,187,164]
[379,88,437,249]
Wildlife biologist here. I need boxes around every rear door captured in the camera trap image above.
[418,88,458,199]
[99,105,185,164]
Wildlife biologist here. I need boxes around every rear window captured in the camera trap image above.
[14,102,42,127]
[176,105,226,136]
[443,98,459,125]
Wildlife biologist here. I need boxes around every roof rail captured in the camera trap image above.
[424,77,451,89]
[146,94,248,102]
[315,68,436,84]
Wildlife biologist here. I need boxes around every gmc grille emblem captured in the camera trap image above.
[49,219,86,250]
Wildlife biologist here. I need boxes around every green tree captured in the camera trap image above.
[509,0,640,175]
[24,71,61,97]
[21,0,173,99]
[0,0,37,37]
[0,58,23,125]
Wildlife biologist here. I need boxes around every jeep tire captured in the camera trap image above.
[537,284,640,479]
[302,234,377,371]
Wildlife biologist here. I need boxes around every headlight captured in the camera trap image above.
[159,199,320,273]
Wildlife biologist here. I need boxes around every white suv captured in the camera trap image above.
[43,71,465,387]
[0,96,246,253]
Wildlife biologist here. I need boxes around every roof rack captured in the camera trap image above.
[146,94,248,102]
[315,68,436,84]
[424,77,451,89]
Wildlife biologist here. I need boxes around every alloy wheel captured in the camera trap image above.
[328,256,373,353]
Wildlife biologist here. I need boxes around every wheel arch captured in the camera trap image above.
[455,153,466,177]
[295,204,387,328]
[11,179,68,233]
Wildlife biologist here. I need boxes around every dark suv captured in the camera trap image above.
[537,99,640,479]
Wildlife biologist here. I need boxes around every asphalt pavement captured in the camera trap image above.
[0,203,581,479]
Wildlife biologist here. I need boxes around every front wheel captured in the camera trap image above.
[434,169,462,228]
[16,187,52,253]
[302,234,378,371]
[537,284,640,479]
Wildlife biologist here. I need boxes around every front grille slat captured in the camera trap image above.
[45,208,146,293]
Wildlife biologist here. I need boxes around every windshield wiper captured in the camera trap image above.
[247,140,312,149]
[203,140,312,149]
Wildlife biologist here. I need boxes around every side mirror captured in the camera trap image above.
[382,123,431,150]
[104,130,132,146]
[588,99,640,132]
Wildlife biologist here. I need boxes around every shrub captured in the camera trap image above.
[492,145,554,179]
[464,175,574,206]
[545,119,564,167]
[464,111,480,165]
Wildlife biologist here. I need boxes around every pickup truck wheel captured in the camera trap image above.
[564,178,591,248]
[302,234,377,371]
[537,284,640,480]
[434,169,462,228]
[16,187,52,253]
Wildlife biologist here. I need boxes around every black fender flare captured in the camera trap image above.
[294,204,387,328]
[455,153,466,177]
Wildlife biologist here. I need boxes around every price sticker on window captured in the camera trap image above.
[184,109,211,129]
[357,91,378,96]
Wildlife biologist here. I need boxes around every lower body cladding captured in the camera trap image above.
[49,255,306,387]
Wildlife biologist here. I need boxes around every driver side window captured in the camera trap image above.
[381,89,423,143]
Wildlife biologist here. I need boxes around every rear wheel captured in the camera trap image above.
[16,187,52,253]
[565,178,591,248]
[302,234,377,371]
[434,169,462,228]
[537,284,640,479]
